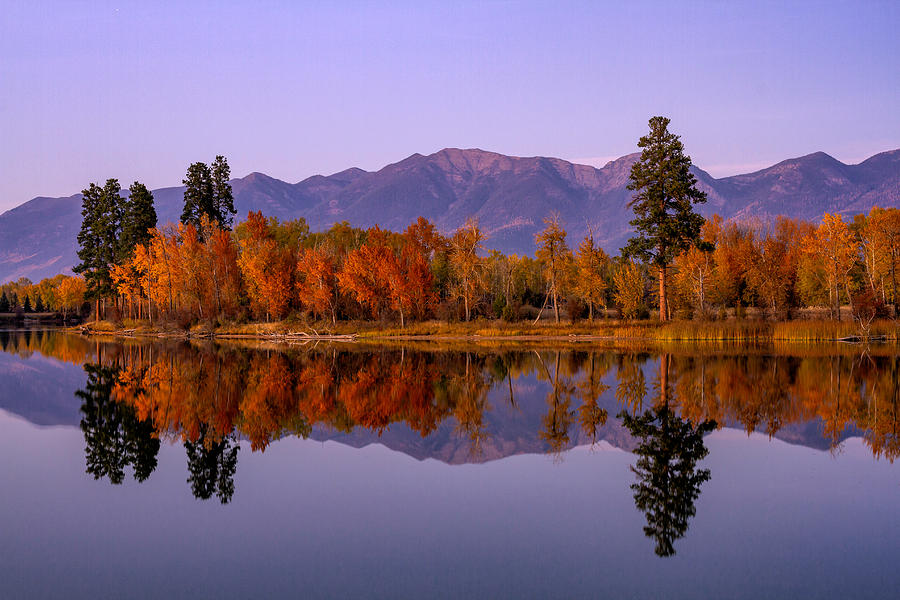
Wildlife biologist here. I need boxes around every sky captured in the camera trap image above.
[0,0,898,213]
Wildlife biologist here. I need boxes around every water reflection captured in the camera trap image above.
[185,428,239,504]
[3,330,900,556]
[77,363,160,484]
[620,355,716,556]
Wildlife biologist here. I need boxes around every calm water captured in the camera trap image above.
[1,330,899,599]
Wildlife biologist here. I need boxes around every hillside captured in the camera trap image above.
[1,147,898,283]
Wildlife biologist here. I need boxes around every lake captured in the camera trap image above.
[1,329,898,599]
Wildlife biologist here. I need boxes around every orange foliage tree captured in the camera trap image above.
[238,211,294,321]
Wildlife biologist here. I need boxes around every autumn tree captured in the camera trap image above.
[199,216,242,318]
[614,259,646,319]
[670,217,717,317]
[238,211,294,321]
[449,218,487,321]
[804,213,857,320]
[623,117,707,321]
[860,207,900,312]
[746,218,800,318]
[534,213,572,323]
[337,232,393,321]
[297,246,339,324]
[573,226,610,321]
[707,217,754,313]
[56,276,87,319]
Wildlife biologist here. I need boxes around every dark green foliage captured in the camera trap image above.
[185,427,239,504]
[73,179,123,301]
[0,292,8,312]
[211,155,236,229]
[181,162,214,228]
[119,181,157,259]
[9,292,18,311]
[181,155,235,230]
[620,403,715,557]
[34,296,45,312]
[622,116,707,266]
[492,294,506,318]
[22,295,32,313]
[77,363,161,484]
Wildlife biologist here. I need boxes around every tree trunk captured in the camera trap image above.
[892,248,898,316]
[658,265,668,322]
[464,282,470,322]
[552,285,559,324]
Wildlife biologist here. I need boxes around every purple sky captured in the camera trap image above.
[1,1,897,213]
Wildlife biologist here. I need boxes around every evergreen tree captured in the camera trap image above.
[211,155,236,229]
[9,292,18,311]
[181,161,214,229]
[181,156,235,230]
[119,181,157,261]
[23,295,32,313]
[0,292,8,313]
[35,296,45,312]
[73,179,124,319]
[622,116,707,321]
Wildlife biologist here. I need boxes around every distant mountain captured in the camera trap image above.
[1,147,898,283]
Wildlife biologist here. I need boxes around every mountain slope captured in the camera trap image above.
[1,147,898,283]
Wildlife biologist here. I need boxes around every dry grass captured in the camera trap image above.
[74,315,900,344]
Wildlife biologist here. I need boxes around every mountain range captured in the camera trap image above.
[1,147,898,284]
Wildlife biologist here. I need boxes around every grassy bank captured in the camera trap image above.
[70,316,900,343]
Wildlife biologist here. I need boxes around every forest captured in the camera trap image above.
[6,204,900,332]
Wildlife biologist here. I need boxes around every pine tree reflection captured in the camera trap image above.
[77,363,160,484]
[620,354,716,557]
[185,426,239,504]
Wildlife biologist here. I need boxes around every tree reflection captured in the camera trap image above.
[77,363,160,484]
[620,355,716,557]
[22,330,896,509]
[185,426,239,504]
[577,352,611,446]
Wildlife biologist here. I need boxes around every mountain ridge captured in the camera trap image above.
[1,147,898,283]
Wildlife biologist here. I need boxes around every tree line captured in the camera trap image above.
[11,118,898,325]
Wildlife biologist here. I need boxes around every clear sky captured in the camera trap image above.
[1,0,897,212]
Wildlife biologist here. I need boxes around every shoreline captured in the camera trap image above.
[66,318,900,345]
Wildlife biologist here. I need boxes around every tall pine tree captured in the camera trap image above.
[119,181,157,261]
[211,155,236,229]
[181,162,214,229]
[181,156,235,230]
[0,292,9,313]
[622,117,706,321]
[74,179,123,320]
